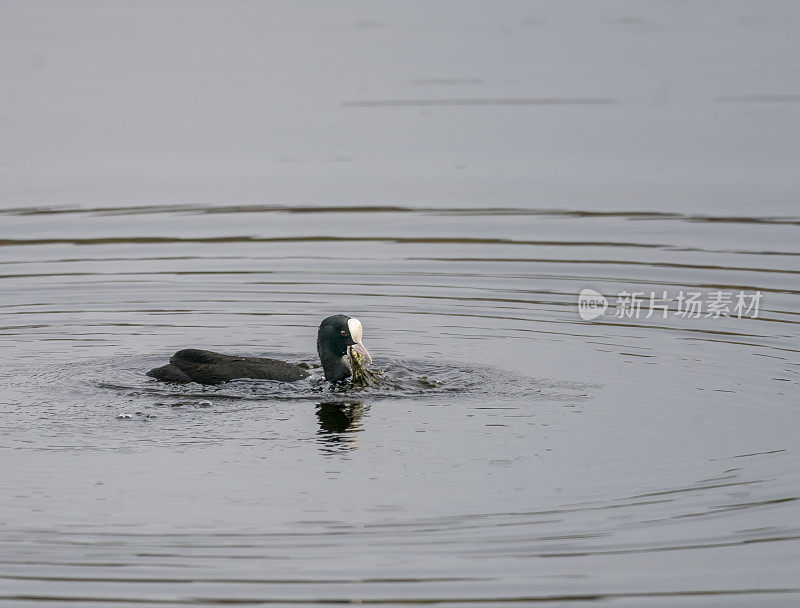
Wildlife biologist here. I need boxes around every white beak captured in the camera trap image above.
[347,317,372,363]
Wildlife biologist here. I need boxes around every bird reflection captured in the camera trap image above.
[316,401,367,453]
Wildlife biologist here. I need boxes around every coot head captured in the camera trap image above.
[317,314,372,382]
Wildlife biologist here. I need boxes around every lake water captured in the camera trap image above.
[1,2,799,606]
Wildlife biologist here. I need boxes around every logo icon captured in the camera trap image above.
[578,289,608,321]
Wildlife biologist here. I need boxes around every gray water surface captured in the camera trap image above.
[1,2,799,606]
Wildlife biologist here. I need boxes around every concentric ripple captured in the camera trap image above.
[1,199,798,606]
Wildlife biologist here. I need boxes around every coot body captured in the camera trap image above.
[147,314,371,385]
[147,349,309,385]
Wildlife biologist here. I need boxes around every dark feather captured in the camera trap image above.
[148,349,309,384]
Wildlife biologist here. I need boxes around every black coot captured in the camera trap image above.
[147,314,371,385]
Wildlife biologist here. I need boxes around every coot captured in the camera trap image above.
[147,314,371,385]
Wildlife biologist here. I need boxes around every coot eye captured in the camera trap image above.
[340,330,347,337]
